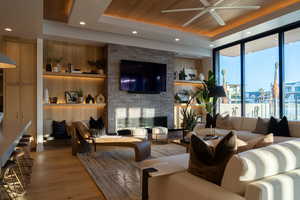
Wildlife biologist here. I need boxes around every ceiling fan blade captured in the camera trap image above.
[214,0,225,6]
[214,6,261,10]
[182,9,208,27]
[161,7,205,13]
[209,10,225,26]
[199,0,210,7]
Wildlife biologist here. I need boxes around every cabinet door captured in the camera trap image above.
[4,85,20,121]
[4,41,20,84]
[20,84,36,138]
[20,43,36,84]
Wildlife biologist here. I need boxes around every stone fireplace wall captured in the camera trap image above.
[107,44,175,133]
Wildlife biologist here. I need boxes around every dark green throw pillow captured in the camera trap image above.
[188,132,237,185]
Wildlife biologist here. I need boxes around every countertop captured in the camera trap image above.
[0,120,31,167]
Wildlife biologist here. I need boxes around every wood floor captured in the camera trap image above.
[24,141,105,200]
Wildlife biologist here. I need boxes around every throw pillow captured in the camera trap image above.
[216,115,233,130]
[268,116,290,137]
[188,132,237,185]
[52,120,69,139]
[205,113,218,128]
[253,117,270,134]
[89,117,105,130]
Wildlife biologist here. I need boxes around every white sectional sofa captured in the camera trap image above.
[191,117,300,143]
[142,139,300,200]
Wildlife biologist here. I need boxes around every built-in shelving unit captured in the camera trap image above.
[43,40,107,135]
[173,57,206,128]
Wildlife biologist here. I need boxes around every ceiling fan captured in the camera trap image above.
[161,0,261,27]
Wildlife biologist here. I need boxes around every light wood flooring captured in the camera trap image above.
[24,140,105,200]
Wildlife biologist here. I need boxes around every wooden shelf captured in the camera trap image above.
[174,80,204,86]
[174,103,204,108]
[43,103,106,107]
[43,72,106,79]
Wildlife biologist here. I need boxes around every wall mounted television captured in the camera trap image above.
[120,60,167,93]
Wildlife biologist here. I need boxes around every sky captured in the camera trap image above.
[220,41,300,92]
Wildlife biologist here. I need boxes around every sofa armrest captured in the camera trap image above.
[148,171,245,200]
[142,163,187,200]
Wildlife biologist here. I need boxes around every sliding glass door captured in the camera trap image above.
[218,45,241,116]
[213,21,300,120]
[284,28,300,120]
[245,34,279,118]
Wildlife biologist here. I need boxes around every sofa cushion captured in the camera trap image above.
[240,117,257,131]
[230,117,244,130]
[188,132,237,185]
[268,116,290,137]
[245,168,300,200]
[288,121,300,137]
[216,115,233,130]
[252,117,270,134]
[221,139,300,195]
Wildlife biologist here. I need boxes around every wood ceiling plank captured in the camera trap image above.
[104,0,298,37]
[44,0,74,23]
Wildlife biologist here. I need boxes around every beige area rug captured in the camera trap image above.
[78,143,186,200]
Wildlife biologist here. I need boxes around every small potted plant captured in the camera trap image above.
[88,59,105,75]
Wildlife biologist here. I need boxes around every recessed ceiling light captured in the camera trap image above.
[79,21,86,26]
[246,31,251,35]
[4,27,12,32]
[174,38,180,42]
[132,30,138,35]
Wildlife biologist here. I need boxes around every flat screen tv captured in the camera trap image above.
[120,60,167,93]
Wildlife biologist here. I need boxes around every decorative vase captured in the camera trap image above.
[199,73,205,81]
[44,88,49,104]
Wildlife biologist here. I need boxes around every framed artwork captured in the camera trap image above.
[65,91,78,104]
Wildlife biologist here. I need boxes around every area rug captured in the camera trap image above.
[78,143,186,200]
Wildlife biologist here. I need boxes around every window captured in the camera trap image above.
[218,45,241,116]
[284,28,300,120]
[214,22,300,120]
[245,34,279,118]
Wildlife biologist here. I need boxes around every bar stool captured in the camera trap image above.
[1,160,26,199]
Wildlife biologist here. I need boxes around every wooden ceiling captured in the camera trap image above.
[44,0,74,23]
[104,0,300,37]
[43,0,300,38]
